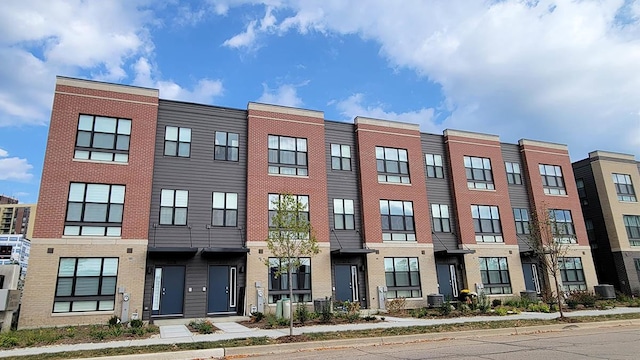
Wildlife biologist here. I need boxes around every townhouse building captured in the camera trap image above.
[19,77,598,328]
[572,151,640,294]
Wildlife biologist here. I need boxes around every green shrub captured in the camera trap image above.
[409,307,429,318]
[108,315,121,327]
[439,300,452,316]
[492,299,502,307]
[296,304,310,325]
[494,307,508,316]
[566,291,597,308]
[0,336,19,348]
[386,298,407,314]
[109,326,123,337]
[526,302,550,313]
[477,293,491,313]
[90,329,107,341]
[188,319,216,334]
[128,327,145,336]
[251,311,265,322]
[129,319,143,328]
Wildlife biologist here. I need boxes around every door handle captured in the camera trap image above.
[225,286,229,294]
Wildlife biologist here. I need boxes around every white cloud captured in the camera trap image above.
[258,83,304,107]
[219,0,640,158]
[0,148,33,181]
[334,94,437,133]
[222,6,278,49]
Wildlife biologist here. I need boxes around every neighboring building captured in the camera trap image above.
[572,151,640,295]
[19,77,598,328]
[0,196,18,205]
[0,201,37,239]
[0,234,30,281]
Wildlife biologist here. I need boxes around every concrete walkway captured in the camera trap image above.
[2,307,640,359]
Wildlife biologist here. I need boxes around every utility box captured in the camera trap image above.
[0,289,20,311]
[520,290,538,301]
[427,294,444,308]
[594,284,616,299]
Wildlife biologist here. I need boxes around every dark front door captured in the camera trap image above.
[436,264,458,300]
[522,263,541,294]
[152,266,185,316]
[208,266,236,313]
[335,265,353,302]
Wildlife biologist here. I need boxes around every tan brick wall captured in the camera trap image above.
[19,239,147,329]
[462,244,525,300]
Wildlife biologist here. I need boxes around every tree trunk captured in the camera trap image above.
[554,273,564,318]
[288,266,294,336]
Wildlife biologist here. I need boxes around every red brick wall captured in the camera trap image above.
[245,108,329,243]
[355,123,431,244]
[33,82,158,240]
[445,134,517,245]
[520,143,588,246]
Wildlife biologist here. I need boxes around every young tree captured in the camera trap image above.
[525,204,574,318]
[265,193,320,336]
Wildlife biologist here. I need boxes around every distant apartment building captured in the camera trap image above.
[573,151,640,294]
[0,234,31,281]
[19,77,598,328]
[0,196,36,239]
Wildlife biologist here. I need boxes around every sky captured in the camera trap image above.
[0,0,639,204]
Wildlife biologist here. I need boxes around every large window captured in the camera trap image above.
[212,192,237,227]
[471,205,503,243]
[331,144,351,171]
[53,258,118,313]
[214,131,239,161]
[576,179,588,205]
[613,173,637,202]
[585,219,596,247]
[464,156,494,190]
[268,135,308,176]
[160,189,188,225]
[539,164,566,195]
[380,200,415,241]
[550,209,576,244]
[559,257,586,291]
[624,215,640,246]
[425,154,444,178]
[333,199,354,230]
[268,258,311,303]
[479,257,511,294]
[376,147,410,184]
[513,208,530,235]
[505,162,522,185]
[164,126,191,157]
[431,204,450,233]
[74,115,131,163]
[384,257,421,299]
[268,194,309,238]
[64,183,125,237]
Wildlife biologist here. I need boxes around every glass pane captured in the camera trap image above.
[213,192,225,208]
[334,215,344,229]
[431,204,440,218]
[108,204,123,223]
[69,183,86,202]
[229,133,239,147]
[74,150,90,159]
[58,258,77,276]
[345,215,355,229]
[174,208,187,225]
[66,203,83,221]
[379,200,389,214]
[115,135,129,150]
[91,133,114,149]
[212,209,224,226]
[215,131,227,145]
[479,206,491,219]
[395,272,410,286]
[227,193,238,209]
[110,185,125,204]
[409,258,419,271]
[78,115,94,131]
[77,258,102,276]
[64,226,80,236]
[76,131,91,147]
[165,127,178,141]
[331,144,340,156]
[385,148,398,161]
[101,277,117,295]
[74,277,99,296]
[389,201,403,215]
[101,258,118,276]
[280,137,295,150]
[175,190,188,207]
[164,141,177,156]
[86,184,110,203]
[342,158,351,170]
[94,117,117,133]
[268,135,279,149]
[344,199,354,214]
[228,148,239,161]
[332,157,341,169]
[53,302,71,313]
[226,210,238,227]
[178,143,190,157]
[384,258,394,271]
[333,199,344,214]
[106,227,121,237]
[394,258,409,271]
[160,208,173,224]
[404,202,413,215]
[83,203,107,222]
[341,145,350,157]
[98,300,115,311]
[72,301,97,312]
[117,119,131,135]
[375,147,384,159]
[160,190,174,206]
[179,127,191,142]
[398,149,408,162]
[297,138,307,152]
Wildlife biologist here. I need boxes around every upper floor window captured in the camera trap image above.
[384,257,421,299]
[333,199,355,230]
[376,147,410,184]
[331,144,351,171]
[75,115,131,163]
[53,257,118,313]
[539,164,566,195]
[624,215,640,246]
[380,200,415,241]
[268,135,308,176]
[212,192,238,227]
[513,208,530,235]
[576,179,588,205]
[464,156,494,190]
[613,173,637,202]
[214,131,239,161]
[64,183,125,237]
[164,126,191,157]
[268,194,309,239]
[425,154,444,178]
[549,209,576,244]
[431,204,450,233]
[585,219,596,247]
[471,205,503,243]
[160,189,188,225]
[505,162,522,185]
[559,257,586,291]
[479,257,511,294]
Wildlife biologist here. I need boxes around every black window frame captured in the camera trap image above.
[159,189,189,226]
[384,257,421,299]
[613,173,637,202]
[513,208,530,235]
[549,209,576,244]
[268,257,311,303]
[624,215,640,246]
[464,156,494,190]
[471,205,503,243]
[505,162,522,185]
[380,200,415,241]
[559,257,586,291]
[425,154,444,179]
[333,199,355,230]
[214,131,239,162]
[479,257,512,294]
[74,114,131,163]
[164,126,191,158]
[376,146,410,184]
[431,204,451,233]
[330,144,351,171]
[268,135,308,176]
[539,164,566,195]
[212,192,238,227]
[64,182,125,237]
[53,257,119,313]
[576,178,588,205]
[268,194,310,238]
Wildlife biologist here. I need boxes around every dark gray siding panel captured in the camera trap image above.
[325,121,363,250]
[150,100,248,249]
[421,133,458,252]
[501,143,532,248]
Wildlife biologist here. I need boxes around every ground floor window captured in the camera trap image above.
[384,257,421,298]
[479,257,512,294]
[53,257,119,313]
[268,258,311,303]
[559,257,586,291]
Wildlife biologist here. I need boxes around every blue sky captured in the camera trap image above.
[1,0,639,204]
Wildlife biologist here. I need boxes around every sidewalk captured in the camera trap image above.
[2,307,640,359]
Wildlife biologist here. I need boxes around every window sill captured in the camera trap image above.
[61,236,122,239]
[378,182,412,186]
[475,241,505,244]
[52,310,114,317]
[467,187,496,192]
[72,158,128,166]
[268,173,309,179]
[543,192,568,197]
